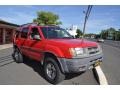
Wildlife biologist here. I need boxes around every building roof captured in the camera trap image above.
[0,19,19,27]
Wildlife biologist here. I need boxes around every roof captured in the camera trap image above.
[0,19,19,27]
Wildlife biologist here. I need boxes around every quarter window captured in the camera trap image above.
[21,28,28,38]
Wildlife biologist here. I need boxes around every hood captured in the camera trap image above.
[46,39,98,48]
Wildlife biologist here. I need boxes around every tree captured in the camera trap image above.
[100,30,108,39]
[75,29,83,38]
[116,31,120,41]
[95,34,100,39]
[108,28,116,40]
[33,11,62,25]
[99,27,120,40]
[118,29,120,32]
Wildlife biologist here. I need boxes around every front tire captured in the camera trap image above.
[44,57,65,84]
[12,48,24,63]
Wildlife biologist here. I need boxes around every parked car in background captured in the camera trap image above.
[97,38,104,43]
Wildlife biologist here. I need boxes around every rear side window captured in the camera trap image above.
[15,31,20,38]
[41,27,47,38]
[21,28,29,38]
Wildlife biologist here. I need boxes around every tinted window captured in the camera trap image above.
[30,28,41,39]
[41,27,47,38]
[15,31,20,38]
[21,28,28,38]
[41,27,72,39]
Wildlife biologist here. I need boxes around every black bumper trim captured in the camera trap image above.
[57,53,103,73]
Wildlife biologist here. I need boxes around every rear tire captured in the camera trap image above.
[44,57,65,84]
[12,48,24,63]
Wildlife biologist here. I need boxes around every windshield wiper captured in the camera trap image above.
[62,37,74,39]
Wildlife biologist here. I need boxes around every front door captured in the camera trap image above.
[27,27,44,61]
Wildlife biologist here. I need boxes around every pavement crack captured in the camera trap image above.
[0,61,14,68]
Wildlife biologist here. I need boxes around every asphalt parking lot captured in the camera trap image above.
[0,48,98,85]
[0,42,120,85]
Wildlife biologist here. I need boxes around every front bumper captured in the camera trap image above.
[58,53,103,73]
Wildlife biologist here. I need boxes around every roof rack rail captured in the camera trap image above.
[46,24,59,26]
[20,23,38,27]
[20,23,60,27]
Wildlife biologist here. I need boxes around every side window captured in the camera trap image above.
[30,27,41,39]
[21,28,29,38]
[41,27,47,38]
[41,27,59,38]
[15,31,20,38]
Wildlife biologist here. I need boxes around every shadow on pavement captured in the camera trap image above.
[65,72,84,80]
[0,61,14,68]
[23,58,46,80]
[0,55,14,68]
[23,58,85,82]
[92,68,100,84]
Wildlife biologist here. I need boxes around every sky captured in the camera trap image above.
[0,5,120,34]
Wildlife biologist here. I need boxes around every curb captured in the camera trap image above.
[94,66,108,85]
[0,44,13,51]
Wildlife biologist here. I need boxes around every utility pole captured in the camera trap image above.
[82,5,93,39]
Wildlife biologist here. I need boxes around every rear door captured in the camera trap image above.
[19,27,30,55]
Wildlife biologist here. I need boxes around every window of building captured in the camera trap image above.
[0,29,3,43]
[5,29,12,43]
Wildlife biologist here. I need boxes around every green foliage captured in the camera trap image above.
[100,27,120,41]
[116,31,120,40]
[75,29,83,38]
[100,30,108,39]
[33,11,62,25]
[95,34,100,39]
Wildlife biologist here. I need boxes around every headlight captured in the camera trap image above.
[69,48,84,57]
[75,48,84,55]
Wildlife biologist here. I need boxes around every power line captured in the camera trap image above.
[82,5,93,38]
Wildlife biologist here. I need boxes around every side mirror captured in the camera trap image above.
[33,35,41,40]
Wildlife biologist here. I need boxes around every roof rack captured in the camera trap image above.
[20,23,38,27]
[20,23,60,27]
[46,24,59,26]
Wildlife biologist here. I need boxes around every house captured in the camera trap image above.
[0,20,19,44]
[66,25,78,36]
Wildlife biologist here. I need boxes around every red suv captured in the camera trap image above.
[12,23,103,84]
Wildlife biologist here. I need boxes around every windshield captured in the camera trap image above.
[41,27,73,39]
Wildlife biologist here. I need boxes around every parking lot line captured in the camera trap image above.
[95,65,108,85]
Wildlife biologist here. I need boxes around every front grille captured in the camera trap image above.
[87,46,99,55]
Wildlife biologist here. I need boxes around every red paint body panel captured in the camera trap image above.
[14,25,98,61]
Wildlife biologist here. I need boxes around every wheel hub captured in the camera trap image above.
[46,63,56,80]
[14,51,19,60]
